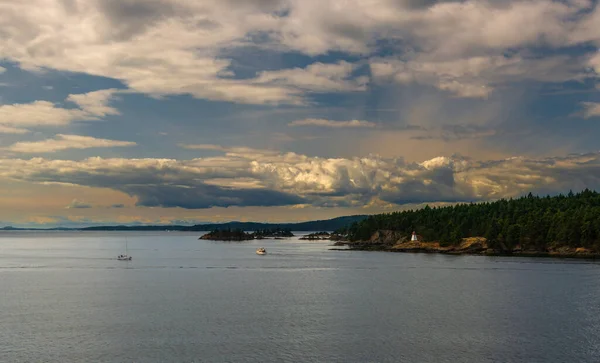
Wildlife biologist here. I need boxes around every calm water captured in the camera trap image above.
[1,231,599,363]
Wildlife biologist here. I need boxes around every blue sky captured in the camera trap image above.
[1,0,600,227]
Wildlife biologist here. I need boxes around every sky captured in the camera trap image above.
[1,0,600,227]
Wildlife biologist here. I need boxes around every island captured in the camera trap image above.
[253,229,294,239]
[199,228,294,241]
[335,190,600,258]
[199,229,255,241]
[299,232,332,240]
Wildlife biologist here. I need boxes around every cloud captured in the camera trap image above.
[0,125,29,134]
[0,101,87,127]
[255,61,368,92]
[404,1,592,56]
[179,144,229,151]
[110,204,125,208]
[120,184,305,209]
[589,51,600,73]
[2,0,600,219]
[581,102,600,118]
[2,148,600,209]
[273,0,597,56]
[0,1,364,105]
[66,89,121,118]
[96,0,192,41]
[0,89,119,128]
[2,0,596,106]
[289,118,377,128]
[179,144,281,158]
[411,124,497,141]
[65,199,92,209]
[7,134,136,153]
[370,54,595,98]
[0,66,5,74]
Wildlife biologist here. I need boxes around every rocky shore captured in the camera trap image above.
[335,230,600,258]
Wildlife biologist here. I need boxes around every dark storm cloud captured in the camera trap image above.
[5,151,600,209]
[120,184,306,209]
[378,163,469,204]
[11,158,302,209]
[380,180,472,204]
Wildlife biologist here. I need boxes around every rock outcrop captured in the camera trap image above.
[369,230,406,245]
[339,230,407,250]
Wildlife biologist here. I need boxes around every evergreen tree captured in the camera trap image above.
[342,190,600,252]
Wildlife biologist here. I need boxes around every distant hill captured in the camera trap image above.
[1,226,72,231]
[70,215,369,232]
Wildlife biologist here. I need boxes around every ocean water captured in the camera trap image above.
[1,231,599,363]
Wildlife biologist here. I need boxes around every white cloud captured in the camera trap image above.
[66,89,120,117]
[581,102,600,118]
[2,0,600,218]
[255,61,368,92]
[65,199,92,209]
[7,134,136,153]
[0,89,119,128]
[408,1,583,56]
[0,66,5,74]
[179,143,280,157]
[370,54,593,98]
[0,125,29,134]
[0,101,87,127]
[274,0,597,57]
[0,0,367,105]
[289,119,376,128]
[1,147,600,209]
[1,0,596,106]
[567,1,600,45]
[589,51,600,74]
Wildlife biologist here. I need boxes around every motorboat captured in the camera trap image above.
[256,248,266,255]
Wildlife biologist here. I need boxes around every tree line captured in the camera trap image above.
[339,189,600,251]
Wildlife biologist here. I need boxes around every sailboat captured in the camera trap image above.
[117,236,132,261]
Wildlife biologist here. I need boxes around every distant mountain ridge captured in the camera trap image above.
[1,215,368,232]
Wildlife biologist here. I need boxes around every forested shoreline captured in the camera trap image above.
[340,190,600,253]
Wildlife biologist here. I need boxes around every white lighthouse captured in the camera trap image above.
[411,231,418,241]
